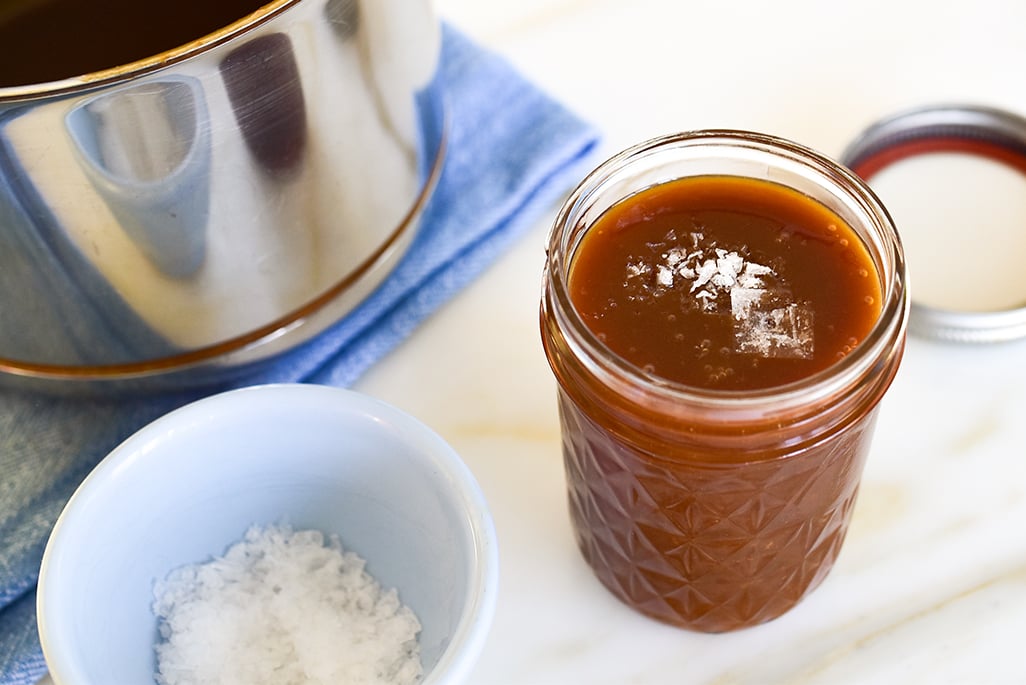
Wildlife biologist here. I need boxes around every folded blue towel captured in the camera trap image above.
[0,23,599,684]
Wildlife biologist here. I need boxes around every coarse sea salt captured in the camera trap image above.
[625,229,814,360]
[152,524,423,685]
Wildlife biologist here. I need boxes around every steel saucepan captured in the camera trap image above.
[0,0,445,392]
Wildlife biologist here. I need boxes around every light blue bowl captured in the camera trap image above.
[37,383,499,685]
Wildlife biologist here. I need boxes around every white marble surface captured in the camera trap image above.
[38,1,1026,683]
[365,1,1026,683]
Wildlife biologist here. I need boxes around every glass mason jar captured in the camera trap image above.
[539,130,909,633]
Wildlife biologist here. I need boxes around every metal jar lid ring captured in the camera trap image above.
[840,104,1026,344]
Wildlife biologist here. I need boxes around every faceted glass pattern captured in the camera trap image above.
[559,392,876,632]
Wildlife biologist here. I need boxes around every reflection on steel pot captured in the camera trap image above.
[0,0,446,391]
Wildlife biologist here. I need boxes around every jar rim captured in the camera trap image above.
[544,129,910,414]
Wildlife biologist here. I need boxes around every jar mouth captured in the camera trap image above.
[544,129,910,413]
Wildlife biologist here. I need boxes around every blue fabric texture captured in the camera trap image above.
[0,23,599,685]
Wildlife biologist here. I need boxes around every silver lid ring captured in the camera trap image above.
[840,104,1026,343]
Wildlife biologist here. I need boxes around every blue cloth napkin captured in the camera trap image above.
[0,23,598,685]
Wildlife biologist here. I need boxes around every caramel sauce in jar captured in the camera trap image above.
[540,131,909,632]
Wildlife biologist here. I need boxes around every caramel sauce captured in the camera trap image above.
[558,388,874,632]
[544,172,902,631]
[568,175,882,390]
[0,0,269,87]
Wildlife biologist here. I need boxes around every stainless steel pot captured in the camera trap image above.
[0,0,445,391]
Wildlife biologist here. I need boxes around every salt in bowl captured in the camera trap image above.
[37,383,498,684]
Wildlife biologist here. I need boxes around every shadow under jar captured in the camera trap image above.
[540,131,909,632]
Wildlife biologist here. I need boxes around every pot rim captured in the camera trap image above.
[0,121,449,385]
[0,0,296,101]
